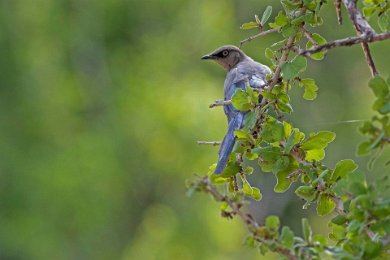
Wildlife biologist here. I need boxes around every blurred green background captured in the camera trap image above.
[0,0,389,259]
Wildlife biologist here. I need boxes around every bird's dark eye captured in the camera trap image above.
[222,50,229,57]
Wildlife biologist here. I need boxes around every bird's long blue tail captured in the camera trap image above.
[214,112,245,174]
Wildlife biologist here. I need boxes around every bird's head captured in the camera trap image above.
[201,45,247,71]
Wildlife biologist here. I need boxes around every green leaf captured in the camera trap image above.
[331,215,347,225]
[305,149,325,161]
[369,75,389,98]
[302,218,312,242]
[357,141,373,156]
[363,241,382,258]
[265,215,280,230]
[246,85,259,103]
[331,159,358,181]
[280,226,294,249]
[240,21,259,30]
[311,33,327,45]
[284,130,296,153]
[232,89,251,111]
[328,222,346,241]
[300,131,336,150]
[242,176,253,196]
[317,193,336,216]
[276,100,293,113]
[234,129,251,140]
[281,24,299,37]
[295,185,317,201]
[272,156,290,173]
[246,152,258,160]
[359,120,376,134]
[363,7,376,18]
[251,187,262,201]
[269,11,288,28]
[265,48,275,61]
[274,161,299,193]
[209,171,230,184]
[220,160,240,178]
[313,234,327,247]
[244,111,257,129]
[375,99,390,114]
[312,169,330,185]
[260,117,284,143]
[244,166,254,175]
[305,33,327,60]
[258,160,275,172]
[291,13,313,25]
[378,12,389,32]
[253,146,281,161]
[283,121,293,138]
[300,78,318,100]
[261,6,272,26]
[281,56,307,80]
[254,146,281,172]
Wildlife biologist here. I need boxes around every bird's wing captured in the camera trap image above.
[214,79,246,174]
[214,61,271,174]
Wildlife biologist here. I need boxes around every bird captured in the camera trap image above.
[201,45,272,174]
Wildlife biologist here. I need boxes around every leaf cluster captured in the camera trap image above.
[189,0,390,259]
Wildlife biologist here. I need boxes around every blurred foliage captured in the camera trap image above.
[0,0,389,259]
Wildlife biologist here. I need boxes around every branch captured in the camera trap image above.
[195,176,298,260]
[262,36,295,101]
[240,27,280,47]
[342,0,378,76]
[199,176,259,229]
[197,141,221,146]
[265,8,307,94]
[342,0,375,35]
[209,99,231,108]
[302,27,318,46]
[334,0,343,24]
[299,32,390,56]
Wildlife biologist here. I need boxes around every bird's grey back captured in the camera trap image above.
[224,57,271,99]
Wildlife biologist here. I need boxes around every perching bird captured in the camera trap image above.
[202,45,272,174]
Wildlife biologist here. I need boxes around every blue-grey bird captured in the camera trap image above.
[202,45,271,174]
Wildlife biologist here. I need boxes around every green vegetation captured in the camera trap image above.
[0,0,389,259]
[189,0,390,259]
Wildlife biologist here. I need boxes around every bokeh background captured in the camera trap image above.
[0,0,389,259]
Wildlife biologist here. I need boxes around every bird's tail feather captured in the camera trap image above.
[214,112,245,174]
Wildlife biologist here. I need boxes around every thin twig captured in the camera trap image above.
[197,141,221,146]
[302,27,318,45]
[240,27,280,47]
[209,99,231,108]
[334,0,343,24]
[264,8,307,94]
[299,32,390,56]
[201,177,259,229]
[197,176,298,260]
[332,196,346,215]
[260,35,295,108]
[342,0,378,76]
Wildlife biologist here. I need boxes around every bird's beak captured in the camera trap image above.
[201,54,214,60]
